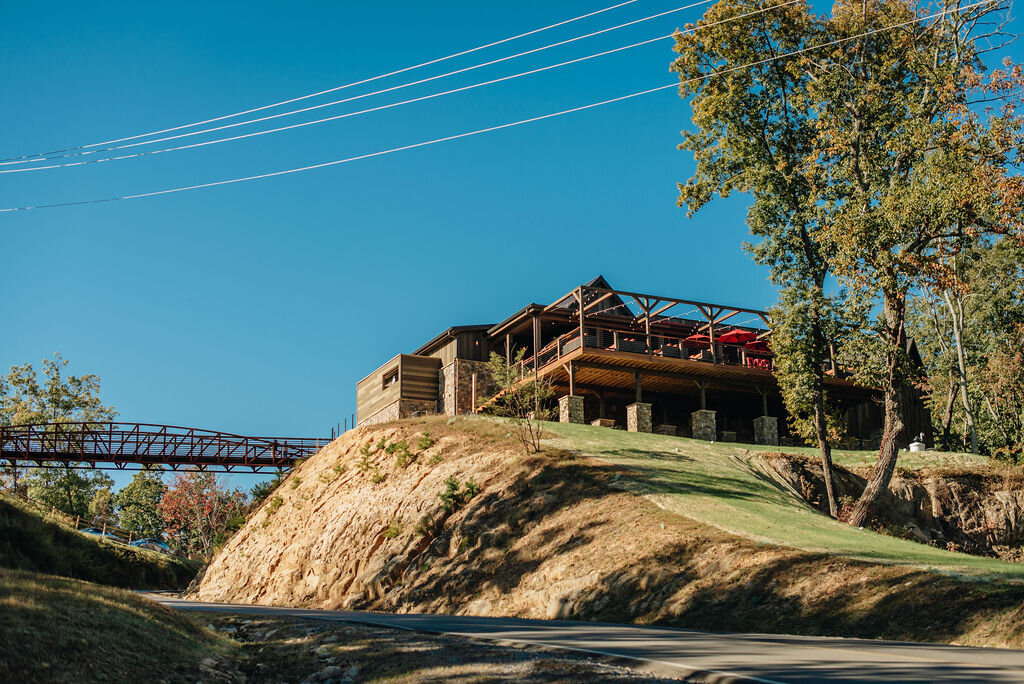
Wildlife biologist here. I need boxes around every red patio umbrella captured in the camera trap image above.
[683,333,711,349]
[718,328,758,344]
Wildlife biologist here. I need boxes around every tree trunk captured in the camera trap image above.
[848,293,906,527]
[812,396,839,517]
[940,371,956,451]
[945,291,977,453]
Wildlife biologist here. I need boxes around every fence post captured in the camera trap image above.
[75,515,80,529]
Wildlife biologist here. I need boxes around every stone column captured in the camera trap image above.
[753,416,779,446]
[626,402,652,433]
[558,395,584,424]
[691,409,717,441]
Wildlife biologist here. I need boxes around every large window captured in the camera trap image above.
[382,368,398,390]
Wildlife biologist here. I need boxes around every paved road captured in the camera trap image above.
[150,595,1024,683]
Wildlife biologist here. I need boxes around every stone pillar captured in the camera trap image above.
[626,402,652,433]
[558,395,584,424]
[753,416,778,446]
[691,409,717,441]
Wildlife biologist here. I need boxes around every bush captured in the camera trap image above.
[417,430,434,451]
[439,476,480,512]
[382,519,402,539]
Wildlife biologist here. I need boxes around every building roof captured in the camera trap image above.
[412,324,494,357]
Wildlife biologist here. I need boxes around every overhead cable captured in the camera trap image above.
[5,0,800,175]
[5,0,714,168]
[0,0,993,213]
[0,0,641,163]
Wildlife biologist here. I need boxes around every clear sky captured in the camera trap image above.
[3,1,1017,490]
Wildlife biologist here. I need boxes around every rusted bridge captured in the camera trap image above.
[0,422,330,472]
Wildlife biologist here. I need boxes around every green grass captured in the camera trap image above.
[0,495,198,588]
[0,568,225,683]
[544,421,1024,580]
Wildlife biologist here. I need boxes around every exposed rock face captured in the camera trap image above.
[765,453,1024,559]
[190,418,1024,648]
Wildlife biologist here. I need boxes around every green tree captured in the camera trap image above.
[672,0,847,516]
[88,486,118,527]
[482,350,555,454]
[676,0,1021,525]
[1,353,118,516]
[26,467,113,520]
[812,0,1022,526]
[249,471,285,510]
[115,469,166,539]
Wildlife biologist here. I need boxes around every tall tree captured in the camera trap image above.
[115,468,166,539]
[1,354,118,515]
[813,0,1022,525]
[673,0,846,516]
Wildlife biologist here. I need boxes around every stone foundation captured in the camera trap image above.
[690,409,717,441]
[440,359,496,415]
[591,418,615,428]
[654,425,677,436]
[719,430,737,442]
[753,415,779,446]
[359,399,437,427]
[626,402,652,433]
[558,395,585,424]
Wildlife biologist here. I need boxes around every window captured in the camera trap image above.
[382,368,398,390]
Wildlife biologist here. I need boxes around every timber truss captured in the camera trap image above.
[0,422,328,473]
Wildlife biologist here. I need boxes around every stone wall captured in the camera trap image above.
[360,399,437,427]
[439,359,497,416]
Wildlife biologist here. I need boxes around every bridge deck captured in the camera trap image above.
[0,422,328,472]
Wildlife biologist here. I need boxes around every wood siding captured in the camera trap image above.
[356,354,441,425]
[399,355,442,402]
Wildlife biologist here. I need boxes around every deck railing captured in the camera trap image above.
[514,326,777,377]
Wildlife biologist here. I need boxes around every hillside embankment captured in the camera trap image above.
[191,417,1024,648]
[767,453,1024,560]
[0,494,197,588]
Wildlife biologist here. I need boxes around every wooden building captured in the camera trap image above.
[356,277,930,447]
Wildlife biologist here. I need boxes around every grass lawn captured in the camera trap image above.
[544,421,1024,581]
[0,569,226,682]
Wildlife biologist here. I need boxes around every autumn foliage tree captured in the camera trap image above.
[675,0,1022,526]
[158,472,247,559]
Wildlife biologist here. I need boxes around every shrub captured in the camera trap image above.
[261,495,284,528]
[289,477,302,490]
[439,476,480,512]
[382,519,402,539]
[370,467,386,484]
[417,430,434,451]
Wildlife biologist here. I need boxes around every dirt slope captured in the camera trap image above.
[192,417,1024,648]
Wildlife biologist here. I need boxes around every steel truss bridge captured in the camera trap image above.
[0,422,329,473]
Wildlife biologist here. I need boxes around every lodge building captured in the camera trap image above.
[355,277,930,447]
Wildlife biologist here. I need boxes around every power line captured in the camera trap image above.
[6,0,799,175]
[0,0,993,214]
[0,0,642,164]
[5,0,714,168]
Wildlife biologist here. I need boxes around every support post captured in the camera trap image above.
[635,372,643,404]
[568,361,576,396]
[695,380,707,410]
[559,395,585,424]
[626,402,652,433]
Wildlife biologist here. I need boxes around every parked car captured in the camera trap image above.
[130,538,171,553]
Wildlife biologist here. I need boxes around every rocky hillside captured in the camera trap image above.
[767,453,1024,560]
[192,417,1024,648]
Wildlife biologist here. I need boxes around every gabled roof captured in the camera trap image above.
[549,275,632,317]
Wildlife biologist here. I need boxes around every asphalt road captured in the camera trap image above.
[150,595,1024,683]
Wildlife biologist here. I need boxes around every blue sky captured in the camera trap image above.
[2,1,1017,489]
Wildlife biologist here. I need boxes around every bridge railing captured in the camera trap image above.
[0,422,328,472]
